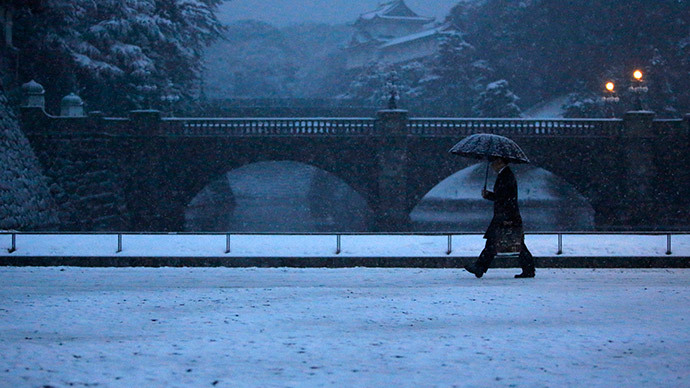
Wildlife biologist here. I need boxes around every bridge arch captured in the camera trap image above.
[184,160,375,232]
[410,163,595,231]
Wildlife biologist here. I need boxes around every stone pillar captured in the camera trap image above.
[618,110,657,228]
[374,109,410,231]
[18,80,51,135]
[126,109,168,230]
[129,110,161,134]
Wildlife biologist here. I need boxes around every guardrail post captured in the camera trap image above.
[225,234,231,254]
[116,233,122,253]
[446,234,452,255]
[557,233,563,255]
[336,234,341,254]
[666,233,672,255]
[8,233,16,253]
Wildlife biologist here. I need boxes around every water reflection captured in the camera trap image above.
[411,163,595,231]
[185,161,373,231]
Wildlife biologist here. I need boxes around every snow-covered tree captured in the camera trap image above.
[338,62,388,105]
[420,31,493,116]
[13,0,225,114]
[448,0,690,116]
[0,86,57,230]
[472,80,522,118]
[339,60,433,108]
[561,93,606,118]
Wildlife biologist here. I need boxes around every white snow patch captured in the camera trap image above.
[0,267,689,387]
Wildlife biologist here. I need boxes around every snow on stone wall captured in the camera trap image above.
[0,89,58,230]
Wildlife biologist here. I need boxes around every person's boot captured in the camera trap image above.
[464,263,484,278]
[514,270,535,278]
[515,248,535,278]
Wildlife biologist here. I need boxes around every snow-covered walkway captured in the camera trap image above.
[1,267,689,387]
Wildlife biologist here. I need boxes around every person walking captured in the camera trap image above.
[464,156,535,278]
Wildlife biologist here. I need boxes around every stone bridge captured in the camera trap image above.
[19,91,690,232]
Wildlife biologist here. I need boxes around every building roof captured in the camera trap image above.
[378,23,456,49]
[348,29,381,47]
[356,1,434,24]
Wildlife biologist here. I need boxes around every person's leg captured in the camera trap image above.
[515,243,535,278]
[476,240,497,273]
[465,239,496,277]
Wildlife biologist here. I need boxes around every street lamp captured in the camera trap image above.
[605,82,615,93]
[628,69,648,110]
[384,81,399,110]
[601,81,620,117]
[160,93,180,117]
[633,70,643,81]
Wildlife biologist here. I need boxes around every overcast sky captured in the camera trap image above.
[217,0,461,26]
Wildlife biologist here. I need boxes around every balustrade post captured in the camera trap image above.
[373,109,411,231]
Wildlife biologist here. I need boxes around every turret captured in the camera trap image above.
[60,93,85,117]
[21,80,45,109]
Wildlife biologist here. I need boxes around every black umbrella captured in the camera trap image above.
[449,133,530,190]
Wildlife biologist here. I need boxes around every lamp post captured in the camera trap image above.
[601,81,620,117]
[628,69,648,111]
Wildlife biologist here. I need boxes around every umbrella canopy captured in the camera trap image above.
[449,133,530,164]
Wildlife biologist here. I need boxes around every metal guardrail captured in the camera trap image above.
[1,231,687,256]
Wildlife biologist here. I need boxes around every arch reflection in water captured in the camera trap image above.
[185,161,373,232]
[411,163,595,232]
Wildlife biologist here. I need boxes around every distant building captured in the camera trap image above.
[344,0,456,69]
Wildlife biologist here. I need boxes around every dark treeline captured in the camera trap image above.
[448,0,690,117]
[7,0,224,115]
[341,0,689,117]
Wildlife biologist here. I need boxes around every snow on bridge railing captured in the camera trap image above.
[162,117,376,137]
[109,117,685,138]
[408,118,625,137]
[652,119,686,135]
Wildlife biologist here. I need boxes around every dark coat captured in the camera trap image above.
[483,166,524,250]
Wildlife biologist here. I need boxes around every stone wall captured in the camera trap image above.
[0,87,57,230]
[28,132,130,231]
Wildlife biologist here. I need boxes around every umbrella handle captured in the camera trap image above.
[483,160,489,191]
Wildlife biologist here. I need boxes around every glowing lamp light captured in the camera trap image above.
[633,70,643,81]
[605,82,615,92]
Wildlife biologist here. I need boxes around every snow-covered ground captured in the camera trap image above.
[1,233,688,257]
[1,267,689,387]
